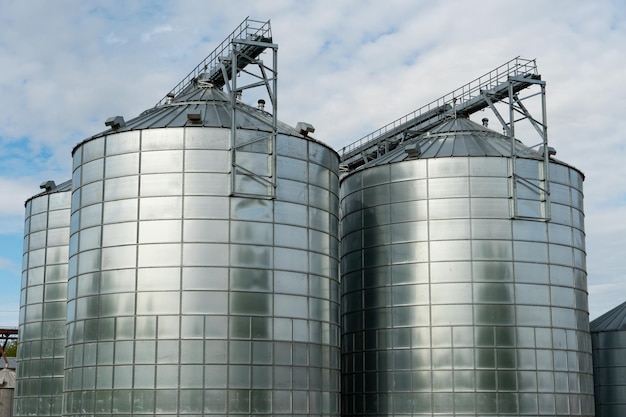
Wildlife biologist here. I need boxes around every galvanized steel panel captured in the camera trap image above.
[61,124,341,416]
[340,149,593,416]
[591,302,626,417]
[15,183,71,416]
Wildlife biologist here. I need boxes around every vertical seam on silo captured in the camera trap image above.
[467,156,477,403]
[134,130,143,405]
[425,158,434,414]
[178,127,186,411]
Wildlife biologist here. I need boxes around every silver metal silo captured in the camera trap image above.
[591,301,626,417]
[62,59,341,417]
[339,116,594,416]
[12,18,341,416]
[15,180,71,417]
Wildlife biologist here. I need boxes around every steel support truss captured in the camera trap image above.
[482,76,551,221]
[339,57,551,221]
[153,17,278,200]
[339,57,542,171]
[222,37,278,199]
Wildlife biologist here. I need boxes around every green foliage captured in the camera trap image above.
[3,340,17,357]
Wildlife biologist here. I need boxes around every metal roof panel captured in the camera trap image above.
[363,117,544,167]
[591,301,626,332]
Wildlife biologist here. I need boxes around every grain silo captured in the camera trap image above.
[14,180,71,417]
[60,18,340,416]
[339,58,594,416]
[591,301,626,417]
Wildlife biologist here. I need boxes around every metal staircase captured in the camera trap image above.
[340,57,551,221]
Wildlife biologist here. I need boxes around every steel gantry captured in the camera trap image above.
[222,19,278,199]
[340,57,551,221]
[155,17,278,199]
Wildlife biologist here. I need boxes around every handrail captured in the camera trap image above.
[340,57,538,159]
[153,17,272,108]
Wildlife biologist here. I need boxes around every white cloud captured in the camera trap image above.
[105,32,127,45]
[0,256,17,271]
[141,24,174,43]
[0,0,625,323]
[0,177,43,217]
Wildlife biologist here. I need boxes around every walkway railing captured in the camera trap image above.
[153,17,272,107]
[340,57,538,161]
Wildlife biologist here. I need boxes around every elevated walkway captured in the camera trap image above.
[340,57,540,172]
[153,17,274,107]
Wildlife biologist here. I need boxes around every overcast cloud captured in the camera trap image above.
[0,0,624,325]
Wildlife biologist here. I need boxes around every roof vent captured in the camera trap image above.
[539,146,557,157]
[187,113,202,125]
[40,180,56,191]
[166,93,175,104]
[296,122,315,137]
[257,99,265,110]
[105,116,126,130]
[482,117,489,127]
[404,143,421,157]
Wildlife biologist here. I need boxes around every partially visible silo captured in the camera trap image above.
[0,368,16,417]
[14,180,71,417]
[340,115,594,416]
[591,301,626,417]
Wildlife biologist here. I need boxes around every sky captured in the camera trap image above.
[0,0,624,326]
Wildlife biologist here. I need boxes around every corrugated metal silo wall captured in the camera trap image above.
[14,190,70,416]
[340,156,594,416]
[62,126,341,415]
[592,329,626,416]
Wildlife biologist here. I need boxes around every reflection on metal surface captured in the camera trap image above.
[340,119,593,416]
[55,123,341,415]
[17,82,341,415]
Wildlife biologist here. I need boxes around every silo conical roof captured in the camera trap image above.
[84,84,303,141]
[590,300,626,332]
[363,116,544,168]
[26,179,72,202]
